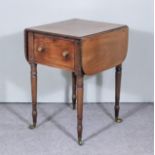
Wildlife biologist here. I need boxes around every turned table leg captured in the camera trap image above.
[72,72,77,109]
[115,64,123,123]
[76,74,84,145]
[30,63,37,129]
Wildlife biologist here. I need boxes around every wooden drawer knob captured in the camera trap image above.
[62,51,69,58]
[37,47,44,52]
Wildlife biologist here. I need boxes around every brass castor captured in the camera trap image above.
[29,124,36,129]
[78,139,83,145]
[115,118,123,123]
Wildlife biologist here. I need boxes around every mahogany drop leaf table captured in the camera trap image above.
[24,19,128,145]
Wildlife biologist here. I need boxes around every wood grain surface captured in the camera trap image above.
[81,27,128,75]
[26,19,126,39]
[33,33,75,71]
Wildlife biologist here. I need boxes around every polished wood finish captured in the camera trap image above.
[115,64,122,123]
[82,27,128,75]
[26,19,126,39]
[24,19,128,145]
[77,73,84,145]
[27,32,34,63]
[74,40,84,145]
[33,33,75,71]
[72,72,77,109]
[30,63,37,128]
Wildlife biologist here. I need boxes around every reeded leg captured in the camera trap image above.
[115,64,123,123]
[72,72,77,110]
[29,63,37,129]
[76,74,84,145]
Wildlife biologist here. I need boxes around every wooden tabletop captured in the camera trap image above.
[27,19,126,39]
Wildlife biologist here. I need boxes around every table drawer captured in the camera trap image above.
[33,33,75,70]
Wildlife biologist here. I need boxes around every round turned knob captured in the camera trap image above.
[62,51,69,58]
[37,47,44,52]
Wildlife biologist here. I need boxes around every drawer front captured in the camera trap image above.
[33,33,75,71]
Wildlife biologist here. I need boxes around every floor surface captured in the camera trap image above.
[0,102,153,155]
